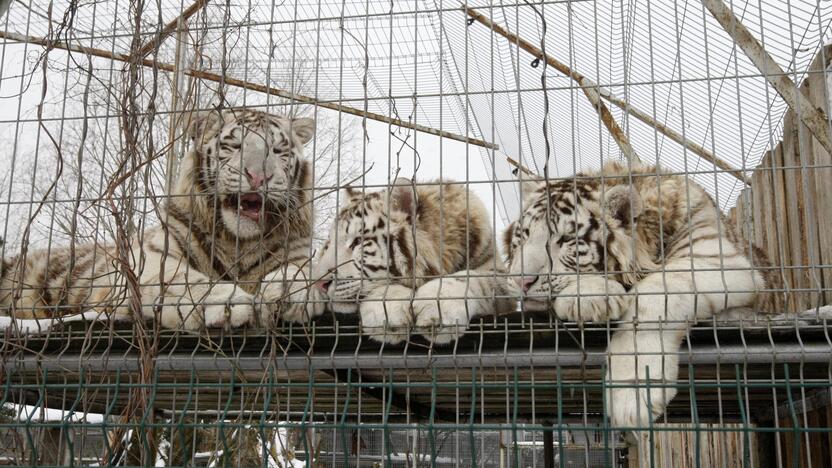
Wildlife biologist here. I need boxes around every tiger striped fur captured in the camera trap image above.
[0,109,321,329]
[312,178,513,344]
[504,160,776,427]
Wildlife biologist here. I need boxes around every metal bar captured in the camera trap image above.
[756,388,832,423]
[11,344,832,372]
[543,425,556,468]
[0,30,499,151]
[133,0,207,59]
[702,0,832,155]
[463,4,642,166]
[465,4,751,185]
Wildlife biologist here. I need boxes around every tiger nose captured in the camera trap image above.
[514,275,538,292]
[315,280,332,293]
[245,169,273,190]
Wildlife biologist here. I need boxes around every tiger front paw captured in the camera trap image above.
[160,283,256,330]
[359,285,414,344]
[412,278,473,344]
[259,266,326,326]
[553,277,627,323]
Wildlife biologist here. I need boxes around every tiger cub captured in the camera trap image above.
[312,178,512,344]
[0,109,321,330]
[504,160,776,427]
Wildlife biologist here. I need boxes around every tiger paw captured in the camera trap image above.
[605,334,678,427]
[553,277,627,323]
[359,285,414,344]
[412,279,473,344]
[259,266,325,326]
[161,283,256,330]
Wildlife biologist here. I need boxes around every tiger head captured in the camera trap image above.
[503,175,644,310]
[312,179,421,314]
[178,109,315,239]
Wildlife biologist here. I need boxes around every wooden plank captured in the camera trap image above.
[793,94,826,310]
[803,49,832,307]
[756,149,786,310]
[781,110,809,312]
[769,143,798,311]
[751,154,771,268]
[630,425,756,468]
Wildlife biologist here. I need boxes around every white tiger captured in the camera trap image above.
[504,160,776,427]
[310,178,513,344]
[0,109,321,329]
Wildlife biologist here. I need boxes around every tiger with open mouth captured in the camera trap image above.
[0,109,321,329]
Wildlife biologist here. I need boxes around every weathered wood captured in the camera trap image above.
[803,50,832,307]
[38,426,72,466]
[781,111,801,311]
[742,43,832,311]
[629,424,756,468]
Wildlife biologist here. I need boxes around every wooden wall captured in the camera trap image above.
[730,44,832,312]
[627,424,757,468]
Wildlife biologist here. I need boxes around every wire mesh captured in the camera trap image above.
[0,1,831,467]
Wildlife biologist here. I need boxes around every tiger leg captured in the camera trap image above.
[605,253,760,427]
[139,254,255,330]
[551,275,629,323]
[412,268,513,344]
[259,262,326,326]
[359,284,415,344]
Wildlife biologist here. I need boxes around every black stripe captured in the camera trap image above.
[394,230,413,276]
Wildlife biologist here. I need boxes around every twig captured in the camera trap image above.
[0,30,498,150]
[465,4,753,185]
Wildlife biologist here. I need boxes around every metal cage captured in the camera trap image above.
[1,1,831,467]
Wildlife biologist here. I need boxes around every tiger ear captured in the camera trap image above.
[502,221,516,256]
[390,178,418,219]
[603,184,643,228]
[185,109,225,144]
[289,117,316,145]
[515,172,544,199]
[343,186,360,199]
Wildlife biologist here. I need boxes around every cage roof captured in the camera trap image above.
[3,0,831,222]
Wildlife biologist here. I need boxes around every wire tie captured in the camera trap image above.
[530,58,540,68]
[466,17,475,26]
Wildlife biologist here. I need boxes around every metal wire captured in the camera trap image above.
[0,1,831,467]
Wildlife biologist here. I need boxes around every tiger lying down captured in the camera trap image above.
[0,109,320,329]
[310,178,515,344]
[504,160,776,426]
[313,162,774,426]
